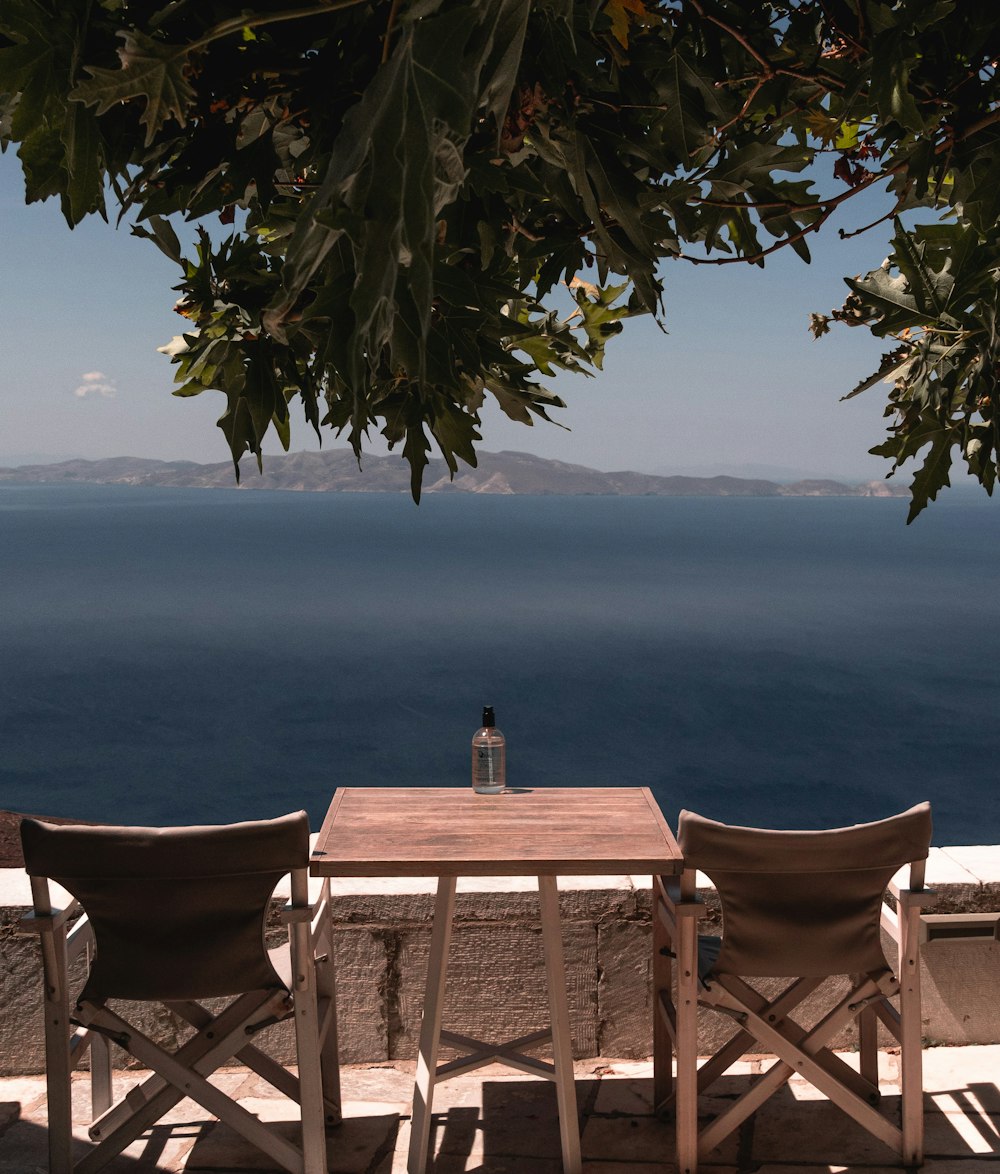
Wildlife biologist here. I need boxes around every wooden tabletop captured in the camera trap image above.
[310,786,682,877]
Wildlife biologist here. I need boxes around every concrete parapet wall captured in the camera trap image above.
[2,843,1000,1075]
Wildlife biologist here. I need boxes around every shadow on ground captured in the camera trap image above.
[2,1062,1000,1172]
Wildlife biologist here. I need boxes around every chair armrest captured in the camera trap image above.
[655,878,705,945]
[19,900,82,935]
[281,876,331,923]
[881,887,935,945]
[887,882,937,910]
[657,875,707,915]
[21,905,93,970]
[283,875,332,959]
[676,895,706,912]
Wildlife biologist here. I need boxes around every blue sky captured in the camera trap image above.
[0,148,903,480]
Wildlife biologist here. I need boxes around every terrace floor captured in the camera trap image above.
[0,1046,996,1173]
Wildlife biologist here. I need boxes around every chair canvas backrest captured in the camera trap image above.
[677,802,932,978]
[20,811,310,1002]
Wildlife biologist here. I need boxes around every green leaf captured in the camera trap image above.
[905,425,955,523]
[868,36,925,132]
[950,136,1000,236]
[131,215,183,265]
[70,30,195,147]
[271,0,530,391]
[834,121,860,150]
[844,267,920,332]
[660,50,723,163]
[891,224,952,321]
[476,0,531,141]
[430,398,481,474]
[568,128,660,310]
[840,348,914,401]
[570,278,632,367]
[402,423,431,503]
[16,124,64,202]
[61,100,103,224]
[0,0,71,139]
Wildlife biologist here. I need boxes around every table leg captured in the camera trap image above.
[407,875,457,1174]
[652,873,674,1115]
[538,875,582,1174]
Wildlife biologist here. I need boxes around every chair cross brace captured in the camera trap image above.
[170,996,339,1123]
[696,970,903,1158]
[76,989,297,1172]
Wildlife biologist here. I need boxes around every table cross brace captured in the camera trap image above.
[436,1028,556,1080]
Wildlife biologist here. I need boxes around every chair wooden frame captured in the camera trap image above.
[653,805,934,1174]
[20,815,341,1174]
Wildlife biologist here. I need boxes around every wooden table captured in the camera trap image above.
[311,786,682,1174]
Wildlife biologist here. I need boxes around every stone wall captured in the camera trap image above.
[2,843,1000,1075]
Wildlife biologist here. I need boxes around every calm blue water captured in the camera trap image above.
[1,483,997,844]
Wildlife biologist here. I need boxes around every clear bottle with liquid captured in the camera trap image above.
[471,706,506,794]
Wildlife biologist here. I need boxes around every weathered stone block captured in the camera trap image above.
[328,926,391,1062]
[392,920,598,1060]
[921,938,1000,1045]
[597,919,653,1058]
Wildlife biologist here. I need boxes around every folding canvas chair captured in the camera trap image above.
[653,801,933,1174]
[19,810,340,1174]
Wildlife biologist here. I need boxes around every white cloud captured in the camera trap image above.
[73,371,117,399]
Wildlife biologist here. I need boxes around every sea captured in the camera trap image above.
[2,482,998,846]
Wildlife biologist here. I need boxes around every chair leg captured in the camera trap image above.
[857,999,879,1093]
[288,890,329,1174]
[675,906,700,1174]
[315,881,343,1125]
[90,1031,113,1119]
[40,922,75,1174]
[898,893,924,1166]
[291,960,328,1174]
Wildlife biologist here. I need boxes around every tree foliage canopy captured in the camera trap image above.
[1,0,998,516]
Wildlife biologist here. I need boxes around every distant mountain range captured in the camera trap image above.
[0,449,907,498]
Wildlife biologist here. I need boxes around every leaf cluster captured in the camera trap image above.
[1,0,999,513]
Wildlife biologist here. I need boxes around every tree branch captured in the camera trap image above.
[838,190,906,239]
[686,0,773,74]
[678,160,907,265]
[189,0,368,54]
[955,107,1000,143]
[683,100,998,256]
[709,75,767,142]
[817,0,866,56]
[686,0,846,94]
[382,0,403,65]
[689,162,897,215]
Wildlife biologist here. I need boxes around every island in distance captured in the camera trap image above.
[0,449,907,498]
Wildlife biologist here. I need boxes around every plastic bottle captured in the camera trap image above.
[471,705,506,794]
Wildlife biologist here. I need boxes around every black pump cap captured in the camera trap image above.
[482,706,495,727]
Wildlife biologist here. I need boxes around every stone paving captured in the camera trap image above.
[0,1046,997,1173]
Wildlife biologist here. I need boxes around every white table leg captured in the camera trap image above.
[538,875,582,1174]
[407,875,457,1174]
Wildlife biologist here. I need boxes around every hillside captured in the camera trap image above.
[0,449,906,498]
